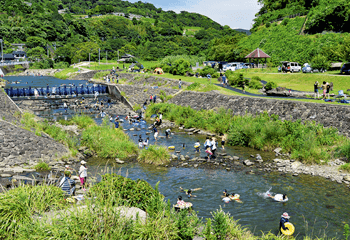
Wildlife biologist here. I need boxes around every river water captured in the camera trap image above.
[4,76,349,238]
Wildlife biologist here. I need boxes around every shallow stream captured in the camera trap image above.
[4,76,350,238]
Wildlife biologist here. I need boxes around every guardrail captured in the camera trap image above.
[0,61,31,67]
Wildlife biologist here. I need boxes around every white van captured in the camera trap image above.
[223,62,241,72]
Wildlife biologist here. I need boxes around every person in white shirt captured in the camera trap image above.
[211,137,217,159]
[269,193,288,202]
[79,160,88,191]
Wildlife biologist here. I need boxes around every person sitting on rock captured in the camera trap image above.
[59,171,76,196]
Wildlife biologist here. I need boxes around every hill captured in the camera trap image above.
[0,0,247,67]
[253,0,350,34]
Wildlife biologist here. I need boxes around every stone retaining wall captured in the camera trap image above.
[168,91,350,136]
[117,73,191,88]
[0,89,22,123]
[0,90,70,168]
[117,84,180,106]
[69,70,106,80]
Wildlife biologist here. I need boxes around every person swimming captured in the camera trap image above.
[180,187,202,197]
[269,193,288,202]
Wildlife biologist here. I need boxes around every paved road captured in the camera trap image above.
[215,84,312,100]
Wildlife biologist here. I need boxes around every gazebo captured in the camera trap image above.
[245,48,271,68]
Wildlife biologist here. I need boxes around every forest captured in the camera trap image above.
[0,0,349,68]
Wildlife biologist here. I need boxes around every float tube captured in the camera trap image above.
[174,202,193,210]
[168,146,175,150]
[281,222,295,236]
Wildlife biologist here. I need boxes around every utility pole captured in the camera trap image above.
[0,39,3,63]
[89,53,90,66]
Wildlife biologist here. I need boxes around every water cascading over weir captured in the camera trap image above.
[4,84,108,98]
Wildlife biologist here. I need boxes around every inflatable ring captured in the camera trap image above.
[174,202,193,209]
[281,222,295,236]
[168,146,175,150]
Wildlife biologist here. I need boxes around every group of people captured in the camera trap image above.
[59,160,88,196]
[314,81,332,99]
[201,134,227,160]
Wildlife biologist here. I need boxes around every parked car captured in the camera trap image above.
[340,62,350,74]
[302,63,326,73]
[281,61,301,73]
[223,62,241,72]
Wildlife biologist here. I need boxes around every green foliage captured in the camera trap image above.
[138,145,170,165]
[344,224,350,240]
[93,71,109,80]
[311,54,330,70]
[265,81,277,90]
[0,185,67,239]
[198,66,216,77]
[133,104,142,112]
[146,103,347,163]
[340,163,350,172]
[338,141,350,159]
[212,208,228,239]
[90,173,161,211]
[33,161,51,171]
[249,76,263,89]
[186,82,201,90]
[69,115,95,129]
[80,118,138,159]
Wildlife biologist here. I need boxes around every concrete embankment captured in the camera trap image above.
[0,90,70,178]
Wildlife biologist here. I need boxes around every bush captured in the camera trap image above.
[90,173,161,211]
[199,66,216,76]
[80,118,138,159]
[186,83,201,91]
[33,161,51,171]
[281,18,290,26]
[266,22,271,28]
[138,145,170,165]
[311,54,330,70]
[54,61,69,69]
[0,185,67,239]
[265,81,277,90]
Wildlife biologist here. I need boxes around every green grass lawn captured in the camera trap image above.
[240,72,350,95]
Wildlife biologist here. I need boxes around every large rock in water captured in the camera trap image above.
[243,160,254,166]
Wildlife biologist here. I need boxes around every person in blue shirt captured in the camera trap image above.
[114,118,119,129]
[59,171,76,196]
[280,212,290,233]
[153,95,157,103]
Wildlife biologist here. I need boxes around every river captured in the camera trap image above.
[4,75,350,239]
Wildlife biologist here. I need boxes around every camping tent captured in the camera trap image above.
[154,68,164,74]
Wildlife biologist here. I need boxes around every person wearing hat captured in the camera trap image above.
[79,160,88,191]
[280,212,290,233]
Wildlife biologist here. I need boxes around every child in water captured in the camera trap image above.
[180,187,202,197]
[194,140,200,152]
[269,193,288,202]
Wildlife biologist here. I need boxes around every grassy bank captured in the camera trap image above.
[80,118,138,159]
[138,145,170,165]
[1,174,341,239]
[146,103,350,163]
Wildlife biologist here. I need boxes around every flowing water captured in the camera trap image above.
[4,76,350,238]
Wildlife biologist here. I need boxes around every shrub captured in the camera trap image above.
[54,61,69,69]
[138,145,170,165]
[80,119,138,159]
[34,161,51,171]
[281,18,290,26]
[265,81,277,90]
[266,22,271,28]
[186,83,201,91]
[199,66,216,76]
[90,173,161,211]
[311,54,330,70]
[0,185,66,239]
[133,104,141,112]
[249,77,263,89]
